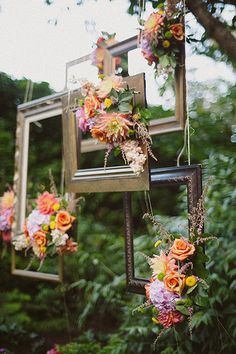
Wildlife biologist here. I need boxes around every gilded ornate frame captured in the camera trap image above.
[12,92,65,282]
[105,35,186,135]
[124,164,202,294]
[62,73,150,193]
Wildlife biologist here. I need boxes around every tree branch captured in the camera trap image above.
[186,0,236,62]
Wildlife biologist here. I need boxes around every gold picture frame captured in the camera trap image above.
[62,73,150,193]
[104,35,186,135]
[12,93,65,282]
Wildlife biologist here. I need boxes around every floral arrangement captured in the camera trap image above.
[136,188,215,341]
[91,32,121,74]
[0,190,14,243]
[140,1,184,75]
[75,74,156,175]
[13,188,78,267]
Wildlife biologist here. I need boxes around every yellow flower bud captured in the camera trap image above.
[53,203,60,211]
[104,98,113,108]
[132,113,141,121]
[50,221,56,230]
[40,246,47,254]
[154,240,162,248]
[159,10,164,15]
[163,40,170,48]
[42,224,49,232]
[186,275,197,287]
[152,317,159,325]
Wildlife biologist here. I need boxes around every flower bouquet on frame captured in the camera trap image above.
[135,189,216,342]
[76,74,156,175]
[12,185,78,269]
[140,1,184,76]
[90,32,121,74]
[0,189,14,256]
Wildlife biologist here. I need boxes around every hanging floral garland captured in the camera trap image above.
[91,32,121,74]
[135,187,216,341]
[139,1,185,76]
[12,187,78,268]
[75,74,156,175]
[0,189,14,244]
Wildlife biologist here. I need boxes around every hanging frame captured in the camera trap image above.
[104,34,186,135]
[12,93,65,282]
[124,164,202,294]
[62,73,150,193]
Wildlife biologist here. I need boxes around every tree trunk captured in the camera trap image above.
[186,0,236,62]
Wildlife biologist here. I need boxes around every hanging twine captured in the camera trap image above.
[177,0,191,166]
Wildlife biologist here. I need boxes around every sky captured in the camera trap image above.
[0,0,235,93]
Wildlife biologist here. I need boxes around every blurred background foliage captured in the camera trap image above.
[0,40,236,354]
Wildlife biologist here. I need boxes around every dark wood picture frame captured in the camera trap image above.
[124,164,202,294]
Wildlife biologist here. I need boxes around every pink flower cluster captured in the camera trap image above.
[140,7,184,72]
[0,190,14,243]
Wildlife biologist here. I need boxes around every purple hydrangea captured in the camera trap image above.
[0,208,12,231]
[149,279,179,311]
[27,209,50,238]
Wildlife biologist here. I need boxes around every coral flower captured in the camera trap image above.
[91,113,133,144]
[55,211,75,232]
[1,190,14,210]
[84,95,100,117]
[97,75,125,99]
[56,239,78,255]
[170,238,195,261]
[144,12,164,35]
[157,309,184,328]
[37,192,58,215]
[163,272,185,295]
[34,230,48,255]
[169,23,184,41]
[149,251,178,277]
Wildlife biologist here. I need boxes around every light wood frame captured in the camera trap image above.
[124,165,202,294]
[104,35,186,135]
[62,73,150,193]
[12,93,65,282]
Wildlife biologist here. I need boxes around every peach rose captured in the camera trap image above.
[84,95,100,117]
[56,211,75,232]
[37,191,58,215]
[97,75,125,99]
[34,230,48,248]
[169,23,184,41]
[170,238,195,261]
[164,272,185,295]
[144,12,164,35]
[1,190,14,209]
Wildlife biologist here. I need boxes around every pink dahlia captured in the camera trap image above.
[144,12,164,35]
[91,113,133,144]
[157,309,184,328]
[1,190,14,210]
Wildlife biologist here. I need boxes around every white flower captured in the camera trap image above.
[51,229,69,247]
[13,233,29,251]
[121,140,146,175]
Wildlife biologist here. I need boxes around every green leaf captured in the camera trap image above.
[175,305,189,316]
[118,102,132,113]
[186,283,198,294]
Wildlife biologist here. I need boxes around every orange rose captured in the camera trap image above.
[169,23,184,41]
[34,230,48,248]
[56,211,75,232]
[164,272,185,295]
[170,238,195,261]
[84,95,100,117]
